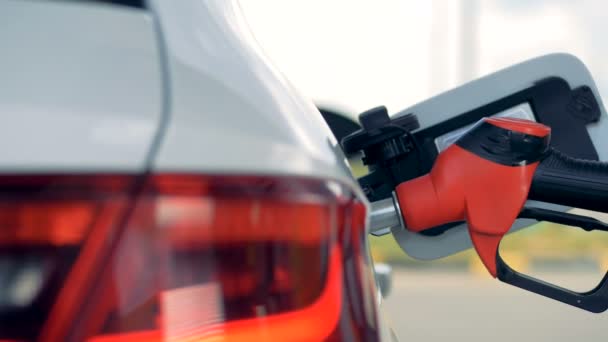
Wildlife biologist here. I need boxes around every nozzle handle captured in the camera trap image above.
[530,148,608,213]
[497,253,608,313]
[498,206,608,313]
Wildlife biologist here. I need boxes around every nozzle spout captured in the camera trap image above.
[369,197,402,236]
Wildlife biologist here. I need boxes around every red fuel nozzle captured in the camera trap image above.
[395,117,551,277]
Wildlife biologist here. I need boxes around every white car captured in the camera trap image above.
[0,1,394,341]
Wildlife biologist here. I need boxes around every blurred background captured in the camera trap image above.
[241,1,608,341]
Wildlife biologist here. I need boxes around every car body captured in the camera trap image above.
[0,0,393,341]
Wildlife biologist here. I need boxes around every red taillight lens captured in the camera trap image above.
[0,175,379,342]
[0,176,134,341]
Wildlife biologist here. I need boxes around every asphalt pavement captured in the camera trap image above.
[383,269,607,342]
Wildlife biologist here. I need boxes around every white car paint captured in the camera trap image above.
[149,0,359,192]
[0,0,360,193]
[0,0,163,172]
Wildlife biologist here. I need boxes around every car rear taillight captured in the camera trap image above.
[0,175,379,341]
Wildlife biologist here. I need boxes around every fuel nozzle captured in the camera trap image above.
[369,116,608,313]
[395,117,551,276]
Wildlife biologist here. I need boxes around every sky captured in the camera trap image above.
[240,0,608,117]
